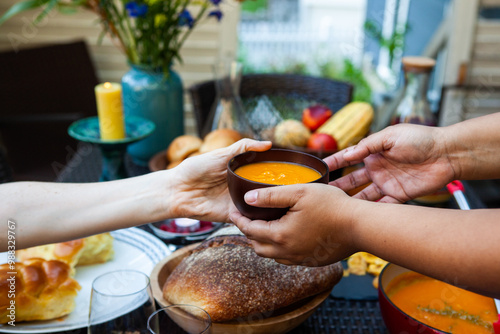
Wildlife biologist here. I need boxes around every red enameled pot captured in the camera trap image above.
[378,263,448,334]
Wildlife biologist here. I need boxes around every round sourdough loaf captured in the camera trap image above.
[162,235,343,322]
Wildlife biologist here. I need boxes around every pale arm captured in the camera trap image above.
[1,173,172,250]
[0,139,272,251]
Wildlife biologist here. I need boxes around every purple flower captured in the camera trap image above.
[208,9,223,21]
[125,2,148,17]
[210,0,222,5]
[178,9,194,28]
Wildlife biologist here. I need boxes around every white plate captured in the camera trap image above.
[0,227,170,333]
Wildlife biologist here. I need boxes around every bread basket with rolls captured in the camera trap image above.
[150,227,343,334]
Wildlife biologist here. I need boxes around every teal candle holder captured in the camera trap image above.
[68,116,155,181]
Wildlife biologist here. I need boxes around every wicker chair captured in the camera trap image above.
[0,40,98,181]
[188,73,353,137]
[0,145,12,184]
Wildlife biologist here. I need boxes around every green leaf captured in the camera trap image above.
[363,20,383,42]
[97,29,106,46]
[173,51,183,65]
[0,0,50,26]
[55,0,83,15]
[56,5,79,15]
[34,0,58,24]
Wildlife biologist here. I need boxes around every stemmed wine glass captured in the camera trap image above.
[147,304,211,334]
[88,270,157,333]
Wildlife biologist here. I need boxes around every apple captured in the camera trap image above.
[302,104,333,131]
[307,133,338,151]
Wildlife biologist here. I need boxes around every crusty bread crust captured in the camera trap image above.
[163,235,343,322]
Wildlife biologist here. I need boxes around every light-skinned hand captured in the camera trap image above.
[172,138,272,223]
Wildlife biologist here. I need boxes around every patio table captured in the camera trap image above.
[54,143,485,334]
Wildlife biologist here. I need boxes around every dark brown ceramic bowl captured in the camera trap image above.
[227,148,329,220]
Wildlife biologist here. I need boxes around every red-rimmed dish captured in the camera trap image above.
[379,263,498,334]
[379,264,447,334]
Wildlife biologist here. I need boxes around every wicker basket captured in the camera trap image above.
[188,73,353,137]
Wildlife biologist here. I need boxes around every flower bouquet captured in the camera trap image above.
[0,0,239,74]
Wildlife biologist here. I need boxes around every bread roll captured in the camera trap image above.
[73,233,114,265]
[0,258,81,324]
[163,235,343,322]
[167,135,203,162]
[199,129,242,153]
[166,159,183,170]
[16,239,85,268]
[16,233,114,268]
[187,151,201,158]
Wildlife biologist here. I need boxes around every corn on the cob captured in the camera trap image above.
[316,102,374,150]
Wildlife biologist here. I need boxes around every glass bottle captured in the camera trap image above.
[391,57,451,206]
[202,60,255,138]
[390,56,436,126]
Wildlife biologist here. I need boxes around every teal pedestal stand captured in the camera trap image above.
[68,116,155,181]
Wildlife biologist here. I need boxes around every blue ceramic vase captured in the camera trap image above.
[122,65,184,166]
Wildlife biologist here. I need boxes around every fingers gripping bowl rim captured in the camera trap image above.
[227,148,329,221]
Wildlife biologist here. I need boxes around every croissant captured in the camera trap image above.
[0,258,81,324]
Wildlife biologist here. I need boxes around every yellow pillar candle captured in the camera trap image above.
[95,82,126,140]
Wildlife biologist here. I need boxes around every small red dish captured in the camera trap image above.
[149,219,224,246]
[158,219,214,234]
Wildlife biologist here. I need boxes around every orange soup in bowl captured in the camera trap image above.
[386,271,497,334]
[234,162,321,185]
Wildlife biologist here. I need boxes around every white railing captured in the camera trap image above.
[238,21,365,70]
